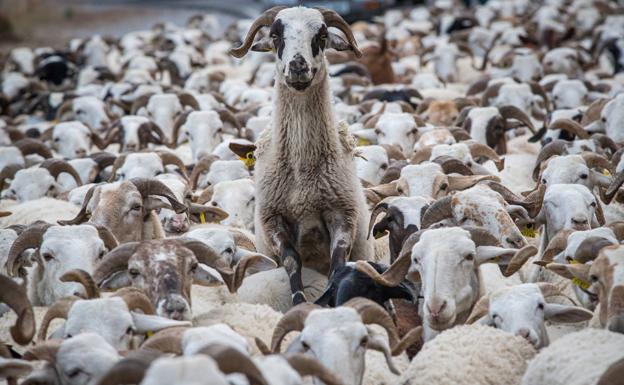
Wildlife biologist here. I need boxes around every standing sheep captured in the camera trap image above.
[229,6,374,304]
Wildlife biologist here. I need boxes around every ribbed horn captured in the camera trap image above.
[177,238,235,291]
[420,196,453,229]
[367,200,390,239]
[499,105,536,133]
[113,287,156,315]
[57,183,99,226]
[432,155,473,175]
[532,140,568,181]
[93,242,140,286]
[157,151,188,180]
[13,138,53,159]
[139,327,186,354]
[541,229,573,264]
[0,275,35,345]
[96,349,163,385]
[548,118,590,139]
[468,142,504,171]
[0,164,23,191]
[37,297,78,341]
[39,159,82,186]
[466,296,489,324]
[229,6,287,58]
[189,155,219,190]
[130,178,188,214]
[60,269,100,299]
[199,344,268,385]
[6,222,51,277]
[271,303,321,353]
[343,297,400,350]
[463,226,501,247]
[318,8,362,57]
[574,236,615,264]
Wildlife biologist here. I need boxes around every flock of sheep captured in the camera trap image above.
[1,0,624,384]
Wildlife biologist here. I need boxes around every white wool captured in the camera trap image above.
[0,198,79,226]
[522,329,624,385]
[399,325,536,385]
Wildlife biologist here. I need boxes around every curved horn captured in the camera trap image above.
[0,275,35,345]
[113,287,156,315]
[574,236,615,264]
[139,327,185,354]
[57,183,99,226]
[468,142,504,171]
[503,245,538,277]
[420,196,453,229]
[541,229,573,264]
[23,340,61,363]
[37,297,77,341]
[177,239,235,291]
[93,242,140,286]
[548,119,590,139]
[189,155,219,190]
[343,297,400,350]
[528,81,550,111]
[432,155,473,175]
[40,159,82,186]
[0,164,23,192]
[499,105,536,133]
[480,82,503,106]
[84,224,119,251]
[580,98,609,126]
[13,138,53,159]
[229,6,287,58]
[96,349,163,385]
[410,145,433,164]
[367,200,390,239]
[463,226,501,247]
[157,151,189,180]
[536,282,561,299]
[130,178,188,214]
[107,154,126,182]
[318,8,362,57]
[231,229,257,251]
[532,140,568,181]
[60,269,100,299]
[6,222,51,277]
[90,151,117,171]
[198,344,268,385]
[466,295,489,324]
[605,171,624,203]
[271,303,321,353]
[581,152,614,174]
[178,93,200,110]
[286,354,345,385]
[217,108,242,132]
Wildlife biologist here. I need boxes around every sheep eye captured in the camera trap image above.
[211,201,218,207]
[601,117,606,123]
[48,185,55,191]
[126,326,133,334]
[580,173,588,180]
[360,336,368,347]
[542,178,547,184]
[537,303,544,310]
[464,253,474,261]
[224,247,233,254]
[301,341,310,351]
[439,183,448,191]
[189,262,198,273]
[129,268,140,278]
[380,163,388,170]
[54,137,60,142]
[99,250,105,259]
[42,253,54,262]
[374,128,381,135]
[397,187,404,194]
[590,201,597,208]
[590,274,598,283]
[67,369,82,378]
[131,204,142,211]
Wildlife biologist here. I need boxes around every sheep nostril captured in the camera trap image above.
[515,328,530,339]
[572,217,588,226]
[75,148,87,158]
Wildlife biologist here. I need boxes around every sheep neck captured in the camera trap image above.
[272,74,338,167]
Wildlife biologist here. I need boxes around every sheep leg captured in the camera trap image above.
[323,212,353,281]
[266,216,306,305]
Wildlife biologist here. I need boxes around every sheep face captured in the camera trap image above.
[481,284,591,348]
[494,83,534,112]
[541,155,609,191]
[296,308,368,385]
[536,184,598,241]
[354,145,389,185]
[114,153,164,181]
[72,96,110,133]
[466,107,501,145]
[268,8,330,92]
[145,94,183,137]
[55,333,120,385]
[0,146,25,169]
[186,228,243,265]
[52,121,93,159]
[414,128,456,150]
[179,111,224,162]
[432,44,461,83]
[88,182,150,243]
[509,52,542,82]
[551,80,587,109]
[542,48,581,77]
[421,100,459,126]
[2,168,58,202]
[374,113,418,154]
[209,179,255,230]
[398,163,449,198]
[36,226,105,304]
[64,298,134,349]
[199,160,249,189]
[119,116,151,151]
[590,245,624,333]
[586,94,624,142]
[411,228,479,331]
[155,175,190,233]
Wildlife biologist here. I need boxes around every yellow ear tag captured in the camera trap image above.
[146,331,154,338]
[199,212,206,224]
[604,169,611,177]
[521,224,536,238]
[240,152,255,168]
[358,137,371,146]
[572,277,591,290]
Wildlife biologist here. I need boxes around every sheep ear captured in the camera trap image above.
[547,263,591,282]
[475,246,515,265]
[193,264,225,287]
[543,304,593,323]
[131,313,191,334]
[251,37,273,53]
[144,197,172,212]
[328,32,354,53]
[100,271,131,290]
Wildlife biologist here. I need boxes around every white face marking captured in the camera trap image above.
[467,107,500,145]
